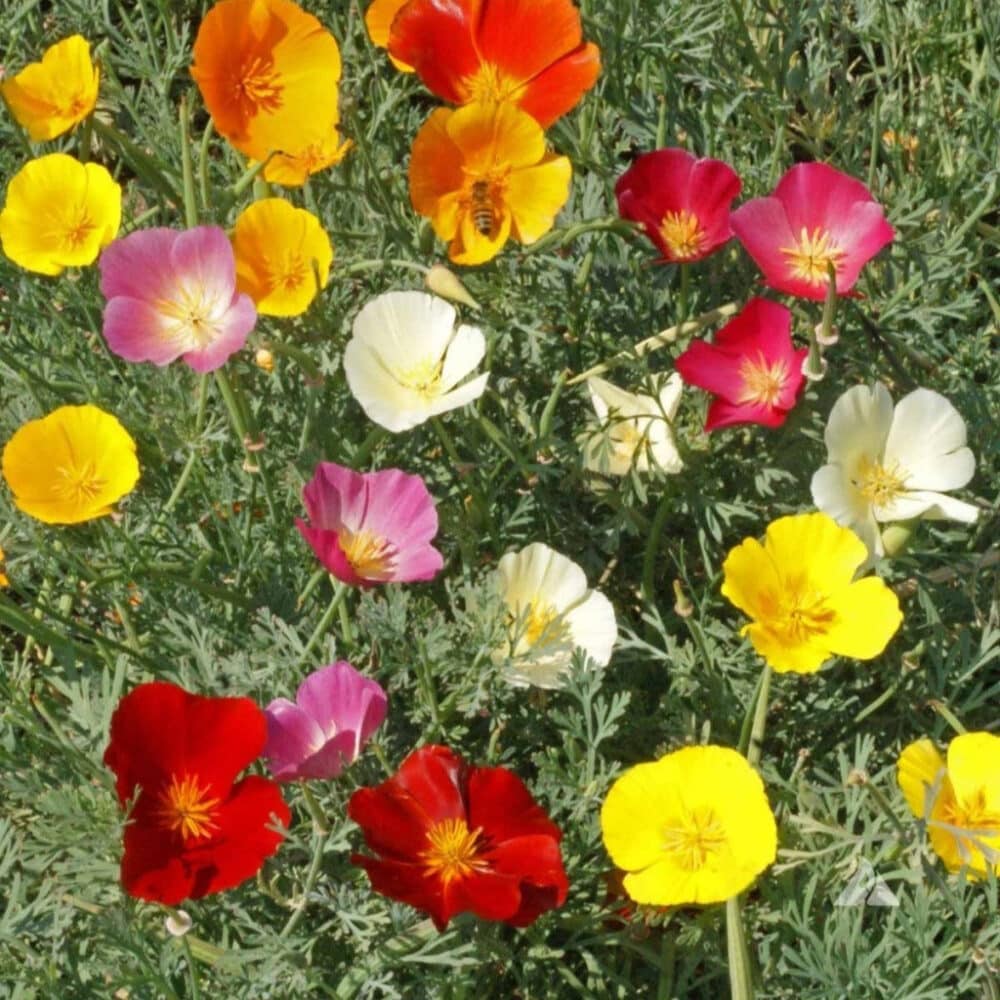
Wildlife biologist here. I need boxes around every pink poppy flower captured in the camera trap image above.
[296,462,444,587]
[99,226,256,372]
[674,297,807,431]
[615,148,741,263]
[264,661,388,782]
[730,162,894,300]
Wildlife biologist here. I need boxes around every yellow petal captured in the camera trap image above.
[823,576,902,660]
[763,512,868,592]
[450,205,511,266]
[445,102,545,175]
[409,108,466,229]
[364,0,414,71]
[898,738,946,819]
[721,536,781,623]
[506,154,572,244]
[947,732,1000,814]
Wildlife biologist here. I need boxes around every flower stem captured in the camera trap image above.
[641,492,672,608]
[279,829,328,939]
[726,895,755,1000]
[296,580,349,668]
[181,935,201,1000]
[179,96,198,229]
[300,784,329,835]
[162,375,210,516]
[746,666,772,768]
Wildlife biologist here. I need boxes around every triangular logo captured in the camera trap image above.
[835,859,900,907]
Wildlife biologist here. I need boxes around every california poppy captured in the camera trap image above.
[409,102,571,266]
[104,681,290,904]
[674,297,807,430]
[349,745,568,929]
[388,0,600,127]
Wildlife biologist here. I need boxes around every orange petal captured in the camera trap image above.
[475,0,583,83]
[518,42,601,127]
[409,108,467,228]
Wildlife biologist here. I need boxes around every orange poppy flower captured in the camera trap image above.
[191,0,344,180]
[409,102,572,266]
[389,0,600,127]
[365,0,414,72]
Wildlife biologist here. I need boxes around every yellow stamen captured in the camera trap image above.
[855,457,906,507]
[420,817,485,884]
[936,788,1000,864]
[156,774,221,841]
[395,357,443,400]
[235,54,283,116]
[662,806,728,871]
[339,529,395,578]
[63,215,94,249]
[658,210,704,260]
[522,600,569,647]
[459,62,522,106]
[780,226,846,285]
[54,460,106,505]
[737,354,789,407]
[776,586,836,644]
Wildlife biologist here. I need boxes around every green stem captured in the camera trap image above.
[297,580,349,667]
[198,119,214,218]
[181,935,201,1000]
[676,263,690,326]
[726,896,755,1000]
[179,96,198,229]
[91,118,182,206]
[746,667,772,768]
[641,493,672,607]
[162,375,210,516]
[279,830,328,939]
[214,368,275,517]
[300,784,329,835]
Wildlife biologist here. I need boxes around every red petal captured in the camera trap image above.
[351,854,453,929]
[674,340,745,400]
[391,745,468,824]
[517,43,601,127]
[466,766,562,844]
[388,0,479,104]
[705,397,789,431]
[445,867,522,922]
[104,681,267,806]
[475,0,583,79]
[119,775,289,904]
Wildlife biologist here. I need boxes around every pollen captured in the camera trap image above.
[421,817,485,884]
[658,210,705,260]
[737,353,789,407]
[53,460,106,505]
[459,62,522,107]
[396,357,444,400]
[662,806,728,871]
[62,214,95,249]
[234,54,283,117]
[338,529,396,579]
[855,456,906,507]
[780,226,846,286]
[156,773,221,841]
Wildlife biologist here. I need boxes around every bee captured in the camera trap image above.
[469,180,494,236]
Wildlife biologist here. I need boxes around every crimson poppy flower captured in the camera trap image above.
[730,162,894,300]
[348,745,568,930]
[615,148,741,263]
[674,297,807,430]
[103,681,290,905]
[388,0,600,127]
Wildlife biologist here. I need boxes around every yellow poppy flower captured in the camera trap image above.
[0,154,121,276]
[721,512,902,674]
[0,546,8,588]
[191,0,344,174]
[364,0,414,72]
[0,35,99,141]
[601,745,777,906]
[262,124,352,187]
[898,732,1000,878]
[2,405,140,525]
[232,198,333,316]
[409,102,572,266]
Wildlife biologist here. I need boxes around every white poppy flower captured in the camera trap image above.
[811,382,978,557]
[344,290,489,432]
[582,374,684,477]
[494,542,618,689]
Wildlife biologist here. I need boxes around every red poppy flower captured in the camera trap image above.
[730,162,894,300]
[387,0,600,127]
[103,681,291,905]
[615,148,741,264]
[348,745,568,930]
[674,297,807,431]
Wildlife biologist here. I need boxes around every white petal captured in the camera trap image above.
[496,543,589,613]
[352,290,456,366]
[427,373,489,418]
[810,463,881,556]
[884,388,975,491]
[503,650,574,690]
[656,372,685,421]
[439,323,486,391]
[824,382,893,465]
[879,490,980,524]
[343,340,428,432]
[564,591,618,667]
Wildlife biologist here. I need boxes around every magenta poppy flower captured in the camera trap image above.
[263,661,388,782]
[615,148,741,263]
[296,462,444,587]
[674,297,807,431]
[730,162,894,301]
[99,226,256,372]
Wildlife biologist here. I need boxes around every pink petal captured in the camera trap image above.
[99,228,180,301]
[295,519,368,587]
[713,297,792,358]
[615,148,697,217]
[688,156,741,245]
[303,463,366,532]
[296,661,388,752]
[674,340,745,399]
[774,162,881,234]
[102,296,187,366]
[169,226,238,299]
[705,397,789,431]
[264,698,326,782]
[730,196,815,297]
[391,544,445,583]
[828,201,895,293]
[362,469,440,546]
[293,730,360,780]
[180,293,257,373]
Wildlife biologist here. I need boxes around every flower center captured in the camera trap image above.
[62,214,94,249]
[156,773,221,841]
[659,210,704,260]
[662,806,728,871]
[270,251,309,293]
[520,599,569,648]
[395,357,443,399]
[608,419,645,461]
[420,817,485,884]
[855,457,906,507]
[234,54,283,118]
[54,460,106,505]
[937,788,1000,865]
[459,63,522,107]
[778,584,836,643]
[780,227,846,286]
[338,529,396,579]
[737,353,789,407]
